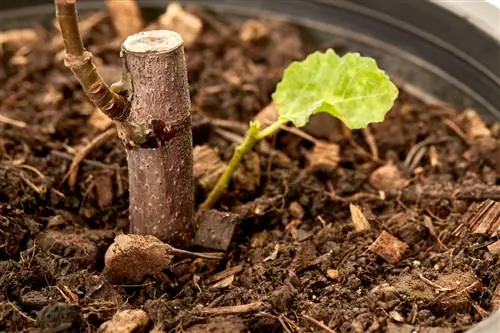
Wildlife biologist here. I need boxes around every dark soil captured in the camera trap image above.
[1,4,500,333]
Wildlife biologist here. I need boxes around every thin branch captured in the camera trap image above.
[200,301,265,315]
[301,314,337,333]
[54,0,129,121]
[59,127,117,188]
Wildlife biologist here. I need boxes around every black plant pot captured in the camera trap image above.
[1,1,499,332]
[1,0,499,121]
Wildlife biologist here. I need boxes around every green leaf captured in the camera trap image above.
[272,49,399,129]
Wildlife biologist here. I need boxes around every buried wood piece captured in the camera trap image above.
[121,30,194,247]
[193,209,241,251]
[103,234,224,284]
[462,199,500,236]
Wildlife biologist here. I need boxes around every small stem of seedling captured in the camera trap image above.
[201,118,287,209]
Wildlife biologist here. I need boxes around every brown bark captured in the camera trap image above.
[121,30,194,247]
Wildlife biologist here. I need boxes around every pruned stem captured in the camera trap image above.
[55,0,129,121]
[201,119,286,209]
[123,30,195,247]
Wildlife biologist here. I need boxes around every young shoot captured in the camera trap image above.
[201,49,399,209]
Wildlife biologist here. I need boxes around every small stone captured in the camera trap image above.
[326,269,340,280]
[103,234,172,284]
[288,201,305,220]
[368,231,408,264]
[37,303,85,333]
[369,163,407,192]
[97,309,150,333]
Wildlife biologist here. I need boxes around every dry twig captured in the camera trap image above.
[200,301,265,315]
[60,127,117,188]
[301,314,337,333]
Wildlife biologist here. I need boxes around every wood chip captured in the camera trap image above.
[205,265,244,284]
[305,140,341,173]
[106,0,143,38]
[193,145,226,191]
[263,244,279,262]
[97,309,149,333]
[368,231,408,264]
[350,203,371,231]
[209,274,234,289]
[239,19,269,42]
[487,240,500,255]
[462,109,491,140]
[428,145,439,167]
[388,311,405,323]
[193,209,240,251]
[369,163,407,192]
[157,2,202,48]
[463,199,500,236]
